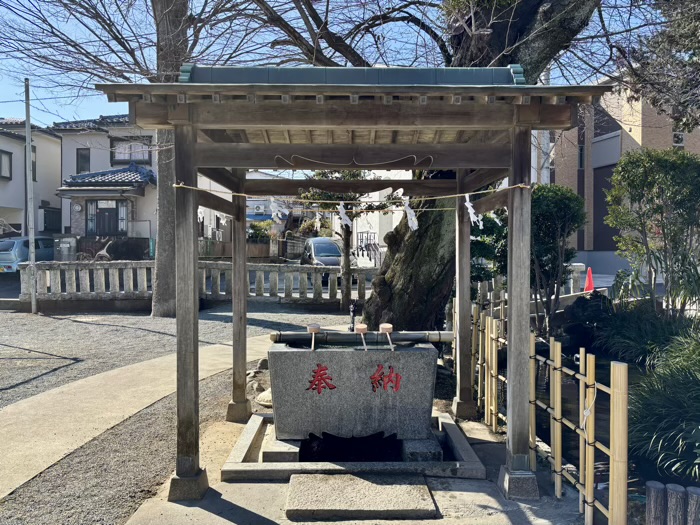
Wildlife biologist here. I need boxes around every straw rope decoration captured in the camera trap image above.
[175,183,529,231]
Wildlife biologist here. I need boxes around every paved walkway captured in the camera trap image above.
[0,326,345,500]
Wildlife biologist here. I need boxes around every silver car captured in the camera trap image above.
[0,236,54,273]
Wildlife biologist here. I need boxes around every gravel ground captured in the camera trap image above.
[0,369,234,525]
[0,303,348,409]
[0,301,347,525]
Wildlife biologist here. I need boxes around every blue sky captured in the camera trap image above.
[0,74,127,127]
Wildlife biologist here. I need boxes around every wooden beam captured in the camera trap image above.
[453,169,476,419]
[472,187,510,214]
[196,189,236,217]
[129,99,578,131]
[194,143,512,170]
[244,177,456,197]
[463,168,508,192]
[191,101,517,130]
[173,124,204,482]
[197,167,238,192]
[505,125,533,474]
[226,168,251,422]
[198,128,234,143]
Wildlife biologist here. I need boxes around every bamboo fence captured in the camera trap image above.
[471,296,629,525]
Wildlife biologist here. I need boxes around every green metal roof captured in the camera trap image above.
[178,64,526,86]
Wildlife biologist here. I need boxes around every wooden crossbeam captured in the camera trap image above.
[472,187,510,214]
[196,188,237,217]
[194,143,511,170]
[198,167,239,192]
[463,168,507,192]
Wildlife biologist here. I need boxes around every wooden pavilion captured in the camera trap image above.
[97,65,608,500]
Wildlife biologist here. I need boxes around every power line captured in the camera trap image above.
[0,93,105,105]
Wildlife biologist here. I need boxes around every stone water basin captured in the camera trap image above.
[269,340,437,441]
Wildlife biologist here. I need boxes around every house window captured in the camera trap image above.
[86,199,128,236]
[0,150,11,180]
[578,145,585,170]
[111,137,151,165]
[673,132,685,149]
[76,148,90,173]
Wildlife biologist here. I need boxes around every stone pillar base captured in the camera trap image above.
[451,397,477,419]
[167,468,209,501]
[226,399,252,423]
[497,466,540,500]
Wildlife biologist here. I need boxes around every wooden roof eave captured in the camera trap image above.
[96,82,611,101]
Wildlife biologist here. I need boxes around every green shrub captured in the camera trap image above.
[650,326,700,372]
[631,367,700,481]
[593,301,692,363]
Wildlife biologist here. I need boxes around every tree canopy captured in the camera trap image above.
[606,148,700,317]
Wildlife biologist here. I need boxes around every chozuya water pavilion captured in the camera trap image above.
[97,65,609,501]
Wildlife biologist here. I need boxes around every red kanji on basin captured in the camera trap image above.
[307,363,337,394]
[370,364,402,392]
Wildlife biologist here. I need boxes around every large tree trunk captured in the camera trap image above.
[364,195,456,330]
[150,0,189,317]
[362,0,601,329]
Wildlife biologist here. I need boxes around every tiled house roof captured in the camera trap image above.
[63,163,156,187]
[52,114,130,131]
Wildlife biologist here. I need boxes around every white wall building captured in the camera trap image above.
[331,170,412,260]
[0,120,62,237]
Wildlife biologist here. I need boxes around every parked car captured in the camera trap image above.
[0,236,54,273]
[300,237,357,284]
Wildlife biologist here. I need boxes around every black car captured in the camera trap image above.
[300,238,357,284]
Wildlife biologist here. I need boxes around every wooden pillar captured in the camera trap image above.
[227,168,252,422]
[453,169,476,419]
[498,125,539,499]
[168,124,208,501]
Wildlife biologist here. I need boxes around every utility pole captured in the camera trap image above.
[25,78,37,314]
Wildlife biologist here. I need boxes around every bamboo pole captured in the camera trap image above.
[549,336,556,475]
[470,304,480,393]
[609,361,629,525]
[491,317,498,433]
[478,312,486,411]
[578,347,587,514]
[554,341,563,498]
[484,316,492,427]
[529,333,537,472]
[584,353,596,525]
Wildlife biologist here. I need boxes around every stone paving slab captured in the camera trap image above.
[285,474,437,520]
[125,477,584,525]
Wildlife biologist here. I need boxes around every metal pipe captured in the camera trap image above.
[269,330,454,344]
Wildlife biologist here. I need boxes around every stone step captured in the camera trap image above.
[260,424,301,463]
[284,473,437,520]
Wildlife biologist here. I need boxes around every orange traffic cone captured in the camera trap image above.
[584,268,594,293]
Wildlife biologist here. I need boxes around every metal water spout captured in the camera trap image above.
[307,323,321,351]
[380,323,394,351]
[355,323,368,351]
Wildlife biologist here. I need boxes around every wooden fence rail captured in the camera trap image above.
[474,306,629,525]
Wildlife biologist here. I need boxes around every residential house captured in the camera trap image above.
[56,164,157,242]
[52,115,157,236]
[0,119,62,238]
[552,86,700,275]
